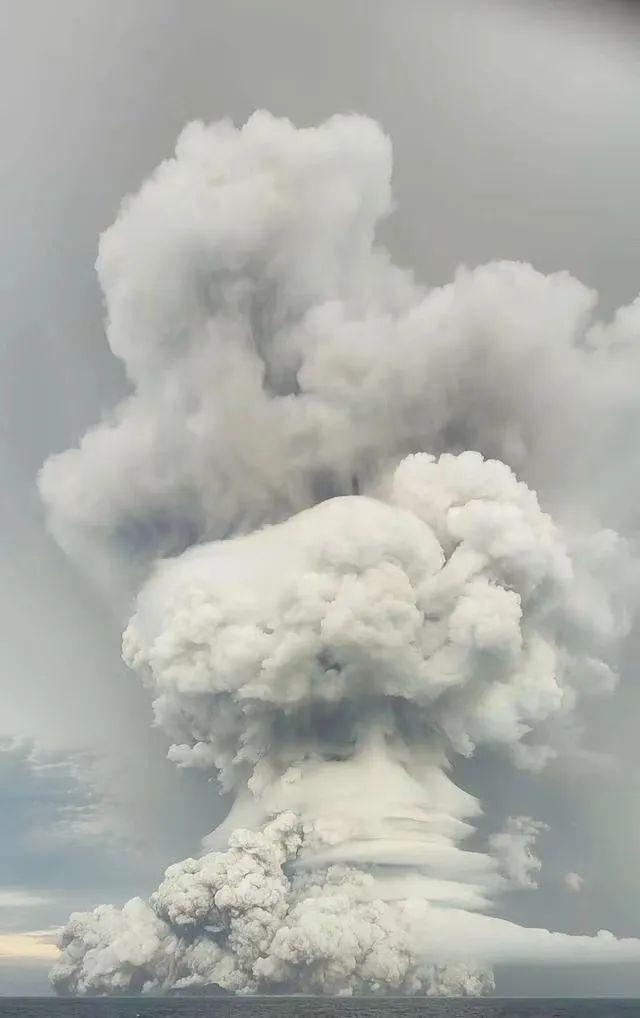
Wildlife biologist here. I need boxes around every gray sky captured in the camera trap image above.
[2,0,640,996]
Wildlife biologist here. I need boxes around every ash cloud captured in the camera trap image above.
[40,112,640,996]
[565,872,585,893]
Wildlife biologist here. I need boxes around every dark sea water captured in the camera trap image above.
[1,1000,639,1018]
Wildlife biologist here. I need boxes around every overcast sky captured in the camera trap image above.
[3,0,640,996]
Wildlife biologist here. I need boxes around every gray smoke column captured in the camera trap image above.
[41,112,640,996]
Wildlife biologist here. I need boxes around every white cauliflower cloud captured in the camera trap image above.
[41,112,640,996]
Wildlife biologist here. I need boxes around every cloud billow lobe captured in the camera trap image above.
[41,112,640,996]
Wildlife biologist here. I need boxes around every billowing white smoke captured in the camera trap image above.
[42,112,640,996]
[52,812,494,996]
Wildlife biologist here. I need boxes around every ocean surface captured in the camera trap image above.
[1,1000,639,1018]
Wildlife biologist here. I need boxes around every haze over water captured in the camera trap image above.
[3,998,640,1018]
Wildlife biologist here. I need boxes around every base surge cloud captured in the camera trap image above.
[40,112,640,996]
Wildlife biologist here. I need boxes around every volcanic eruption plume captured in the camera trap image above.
[40,112,640,995]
